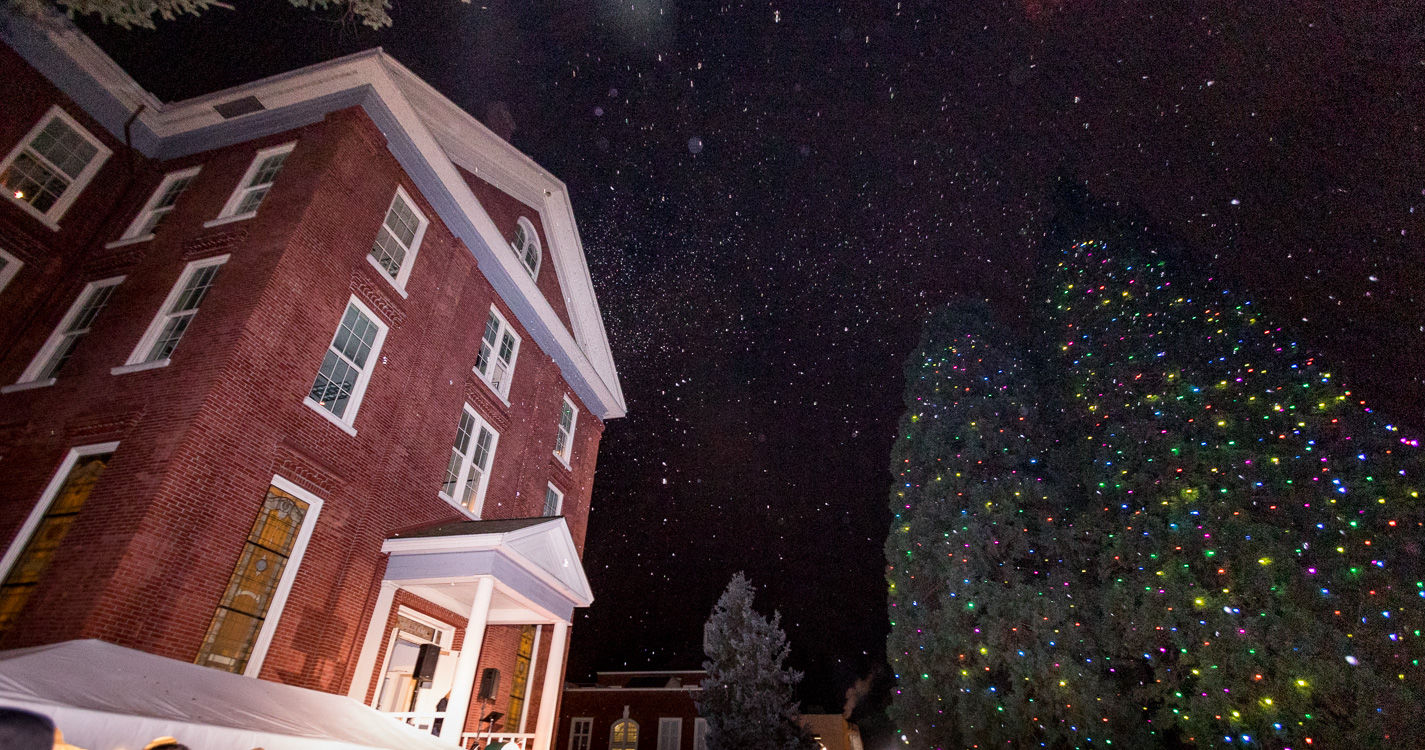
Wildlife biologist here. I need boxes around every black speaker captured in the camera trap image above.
[414,643,440,686]
[478,667,501,700]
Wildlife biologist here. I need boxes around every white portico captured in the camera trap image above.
[347,517,592,750]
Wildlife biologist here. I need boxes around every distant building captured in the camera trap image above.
[557,671,707,750]
[0,8,624,750]
[799,715,864,750]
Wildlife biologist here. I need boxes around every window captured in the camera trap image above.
[506,624,535,727]
[375,608,456,730]
[0,106,111,226]
[0,444,116,637]
[122,255,226,369]
[553,396,578,465]
[195,478,321,677]
[543,484,563,517]
[10,276,124,387]
[473,306,520,399]
[305,297,388,432]
[0,246,21,296]
[367,186,428,291]
[656,718,682,750]
[211,142,293,223]
[440,405,498,516]
[693,719,708,750]
[116,166,200,242]
[610,719,639,750]
[569,718,593,750]
[511,216,541,278]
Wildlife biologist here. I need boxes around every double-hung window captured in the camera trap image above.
[473,306,519,399]
[120,255,226,371]
[0,106,111,227]
[210,142,293,224]
[657,718,683,750]
[0,246,21,297]
[543,484,563,516]
[511,216,541,278]
[440,405,498,516]
[693,719,708,750]
[367,186,428,293]
[115,166,200,244]
[305,297,388,433]
[553,396,578,466]
[7,277,124,389]
[569,718,593,750]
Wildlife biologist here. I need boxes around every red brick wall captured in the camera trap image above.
[0,45,608,707]
[558,688,703,750]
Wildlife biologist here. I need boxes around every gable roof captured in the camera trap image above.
[1,10,625,419]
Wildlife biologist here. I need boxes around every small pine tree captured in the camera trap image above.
[698,574,815,750]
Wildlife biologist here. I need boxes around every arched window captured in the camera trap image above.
[511,217,541,278]
[610,718,639,750]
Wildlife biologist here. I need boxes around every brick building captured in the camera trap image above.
[557,671,708,750]
[0,10,623,750]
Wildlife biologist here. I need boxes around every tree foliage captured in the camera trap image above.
[699,573,815,750]
[7,0,463,29]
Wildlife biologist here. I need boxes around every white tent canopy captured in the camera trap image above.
[0,640,457,750]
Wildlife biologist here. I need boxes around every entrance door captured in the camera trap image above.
[376,611,456,732]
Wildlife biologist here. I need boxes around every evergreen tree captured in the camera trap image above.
[7,0,437,30]
[885,301,1144,749]
[698,573,815,750]
[1042,189,1425,747]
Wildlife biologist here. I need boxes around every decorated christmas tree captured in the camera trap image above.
[885,301,1144,748]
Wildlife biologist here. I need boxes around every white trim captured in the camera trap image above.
[657,718,683,750]
[0,441,120,584]
[543,483,564,517]
[610,718,639,750]
[214,141,294,221]
[305,294,389,430]
[117,165,200,241]
[0,246,22,296]
[693,718,708,750]
[347,580,399,702]
[202,211,256,228]
[366,184,428,296]
[0,105,112,229]
[110,358,169,375]
[553,395,577,468]
[512,215,541,280]
[16,275,125,384]
[517,623,541,733]
[569,718,593,750]
[473,304,520,401]
[124,254,228,366]
[437,403,500,519]
[103,233,154,249]
[242,474,324,678]
[0,378,54,394]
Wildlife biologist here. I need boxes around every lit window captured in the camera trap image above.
[118,166,200,241]
[367,187,428,290]
[0,246,21,297]
[511,217,541,278]
[570,718,593,750]
[0,446,114,637]
[553,396,578,465]
[305,297,388,430]
[212,142,294,222]
[440,405,498,516]
[473,306,520,398]
[543,484,564,517]
[610,719,639,750]
[195,480,321,676]
[657,718,682,750]
[124,256,226,367]
[0,106,111,226]
[12,276,124,386]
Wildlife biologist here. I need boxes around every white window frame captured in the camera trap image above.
[207,142,295,226]
[241,474,324,678]
[512,216,542,279]
[111,165,201,246]
[0,441,119,585]
[0,246,22,297]
[371,605,456,711]
[303,295,389,436]
[553,395,578,467]
[543,483,564,517]
[693,718,708,750]
[472,305,521,402]
[438,403,499,518]
[365,185,428,297]
[569,717,593,750]
[117,254,228,374]
[0,105,112,229]
[7,275,125,390]
[657,718,683,750]
[610,719,639,750]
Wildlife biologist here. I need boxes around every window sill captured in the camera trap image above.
[112,359,170,375]
[364,254,410,299]
[552,452,573,471]
[303,396,358,436]
[104,234,154,249]
[203,211,256,228]
[436,493,481,520]
[4,195,61,232]
[471,369,512,408]
[1,378,56,394]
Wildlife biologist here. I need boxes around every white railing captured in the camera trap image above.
[384,711,447,735]
[461,731,535,749]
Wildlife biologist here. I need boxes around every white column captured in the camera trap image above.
[347,580,399,702]
[517,624,542,733]
[439,576,496,744]
[531,619,569,750]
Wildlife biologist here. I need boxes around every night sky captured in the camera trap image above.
[80,0,1425,725]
